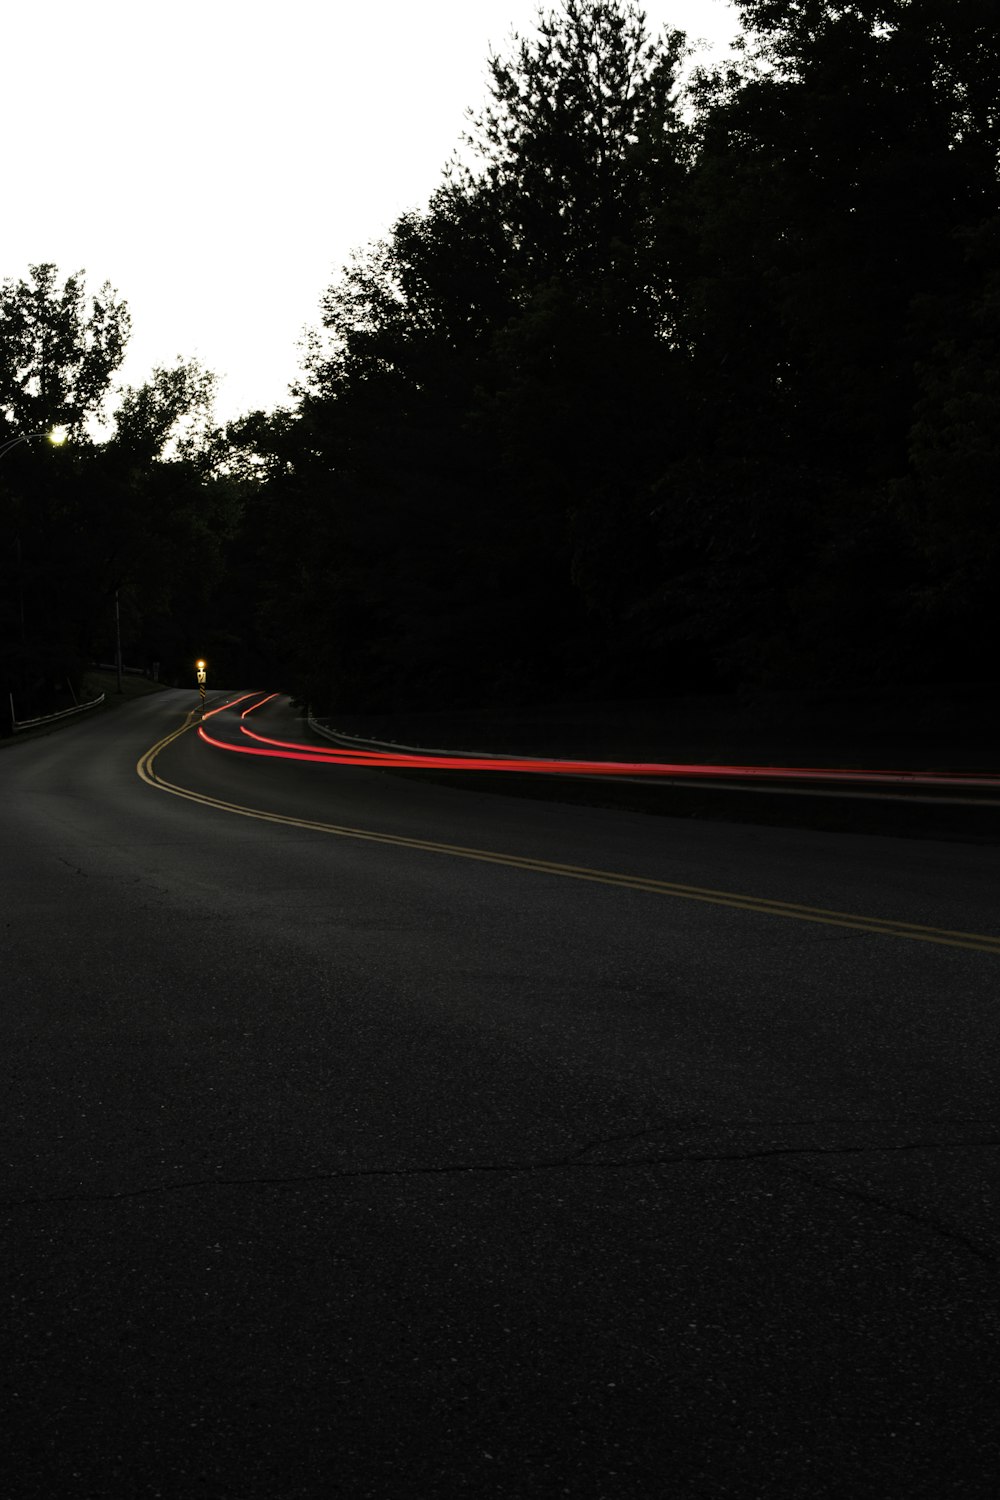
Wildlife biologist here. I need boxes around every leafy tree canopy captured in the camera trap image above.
[0,263,130,436]
[461,0,689,290]
[111,357,220,466]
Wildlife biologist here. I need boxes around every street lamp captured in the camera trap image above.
[2,427,69,719]
[0,427,67,460]
[3,426,68,639]
[196,659,207,715]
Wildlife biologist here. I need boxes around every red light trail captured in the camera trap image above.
[194,694,1000,792]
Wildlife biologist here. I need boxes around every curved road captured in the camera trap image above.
[3,691,999,1498]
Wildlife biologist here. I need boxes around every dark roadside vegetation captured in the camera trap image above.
[2,2,997,815]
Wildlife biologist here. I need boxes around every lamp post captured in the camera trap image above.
[0,427,68,460]
[196,659,207,716]
[3,429,68,713]
[114,590,124,694]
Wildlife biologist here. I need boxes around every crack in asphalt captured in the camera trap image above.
[4,1133,998,1266]
[565,1115,995,1160]
[776,1160,998,1267]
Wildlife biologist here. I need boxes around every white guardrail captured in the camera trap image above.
[10,691,106,733]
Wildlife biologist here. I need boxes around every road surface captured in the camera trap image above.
[3,691,999,1497]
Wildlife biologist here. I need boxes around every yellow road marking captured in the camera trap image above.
[137,719,1000,956]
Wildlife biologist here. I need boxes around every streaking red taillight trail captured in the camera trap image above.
[194,695,1000,790]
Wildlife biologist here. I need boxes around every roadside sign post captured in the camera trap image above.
[196,659,207,715]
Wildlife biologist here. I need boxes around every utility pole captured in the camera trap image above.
[15,535,25,647]
[115,589,123,694]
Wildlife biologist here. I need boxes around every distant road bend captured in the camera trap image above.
[3,686,999,1499]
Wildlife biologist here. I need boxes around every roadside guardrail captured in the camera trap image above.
[10,692,106,733]
[306,716,1000,809]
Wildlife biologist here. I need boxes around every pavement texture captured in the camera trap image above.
[2,690,999,1498]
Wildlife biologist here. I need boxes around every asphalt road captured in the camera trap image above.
[3,690,999,1499]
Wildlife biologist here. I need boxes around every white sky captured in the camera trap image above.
[3,0,741,426]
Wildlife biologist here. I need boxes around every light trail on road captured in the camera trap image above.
[135,708,1000,956]
[195,694,1000,793]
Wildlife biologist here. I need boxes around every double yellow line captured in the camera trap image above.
[137,717,1000,957]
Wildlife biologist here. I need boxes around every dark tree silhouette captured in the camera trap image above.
[0,263,130,435]
[23,1,989,725]
[0,272,230,725]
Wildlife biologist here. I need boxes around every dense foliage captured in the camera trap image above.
[3,1,997,725]
[0,265,240,726]
[231,0,998,713]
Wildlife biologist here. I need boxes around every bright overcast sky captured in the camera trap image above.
[3,0,741,426]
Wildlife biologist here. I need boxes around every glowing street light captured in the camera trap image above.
[196,659,207,715]
[3,428,68,671]
[0,427,67,460]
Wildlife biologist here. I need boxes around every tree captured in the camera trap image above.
[0,268,230,719]
[90,359,240,678]
[644,0,1000,687]
[894,214,1000,680]
[267,0,1000,711]
[457,2,695,689]
[111,357,219,464]
[0,263,130,435]
[463,0,688,290]
[0,263,128,717]
[287,2,697,708]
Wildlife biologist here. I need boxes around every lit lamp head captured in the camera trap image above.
[48,426,68,446]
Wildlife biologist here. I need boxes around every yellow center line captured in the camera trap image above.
[136,719,1000,956]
